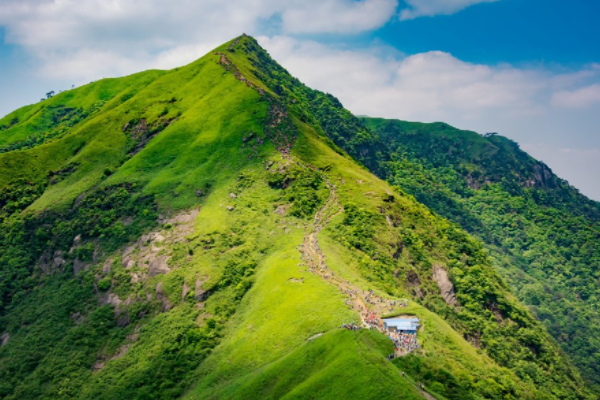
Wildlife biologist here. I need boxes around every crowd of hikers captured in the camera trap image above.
[364,290,408,310]
[364,311,382,329]
[342,322,361,331]
[342,295,419,358]
[343,316,420,356]
[389,331,419,354]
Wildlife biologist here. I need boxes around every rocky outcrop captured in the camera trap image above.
[406,270,423,300]
[119,208,199,277]
[433,265,458,307]
[39,250,65,274]
[274,204,289,215]
[91,208,200,320]
[528,162,557,188]
[182,282,191,301]
[92,328,140,372]
[195,277,209,302]
[100,292,123,308]
[73,258,89,275]
[156,282,172,312]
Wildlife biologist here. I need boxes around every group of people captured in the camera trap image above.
[341,287,358,298]
[389,331,419,354]
[364,290,408,310]
[343,313,420,356]
[363,311,383,330]
[342,322,361,331]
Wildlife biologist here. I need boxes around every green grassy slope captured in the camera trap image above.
[0,35,594,400]
[0,71,164,150]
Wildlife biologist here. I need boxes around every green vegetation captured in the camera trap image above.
[355,118,600,391]
[0,35,595,399]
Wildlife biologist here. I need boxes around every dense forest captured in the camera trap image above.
[352,118,600,389]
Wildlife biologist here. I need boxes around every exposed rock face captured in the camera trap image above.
[90,208,200,320]
[101,258,112,274]
[385,215,393,227]
[158,209,199,226]
[529,162,556,188]
[148,253,170,277]
[73,258,89,275]
[182,282,191,301]
[433,265,458,307]
[72,234,82,246]
[39,250,66,274]
[195,277,209,302]
[102,293,123,308]
[92,328,140,372]
[406,270,423,300]
[155,282,172,312]
[119,208,199,277]
[1,332,9,347]
[274,204,290,215]
[406,270,421,286]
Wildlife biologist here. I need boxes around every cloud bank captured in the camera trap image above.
[259,36,600,121]
[0,0,505,81]
[0,0,400,80]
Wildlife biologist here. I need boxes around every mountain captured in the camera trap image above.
[0,35,595,399]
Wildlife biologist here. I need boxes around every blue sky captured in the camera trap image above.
[1,0,599,199]
[382,0,600,67]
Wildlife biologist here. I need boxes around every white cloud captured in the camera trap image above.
[258,36,579,122]
[552,84,600,108]
[259,36,600,119]
[282,0,398,34]
[0,0,398,80]
[0,0,272,79]
[399,0,501,20]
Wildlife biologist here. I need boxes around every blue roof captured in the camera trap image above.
[383,317,420,331]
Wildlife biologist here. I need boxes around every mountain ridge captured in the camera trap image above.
[353,116,600,389]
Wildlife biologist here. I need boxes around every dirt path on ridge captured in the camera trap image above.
[295,161,418,358]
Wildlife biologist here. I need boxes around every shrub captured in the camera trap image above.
[97,277,111,291]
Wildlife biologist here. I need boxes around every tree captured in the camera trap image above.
[46,90,55,99]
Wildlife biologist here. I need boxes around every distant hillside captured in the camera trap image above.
[355,117,600,389]
[0,35,595,399]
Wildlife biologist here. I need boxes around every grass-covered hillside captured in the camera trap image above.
[0,35,594,399]
[354,117,600,391]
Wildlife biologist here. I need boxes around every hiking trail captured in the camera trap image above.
[296,160,417,358]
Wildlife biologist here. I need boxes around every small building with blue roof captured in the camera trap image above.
[383,317,420,333]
